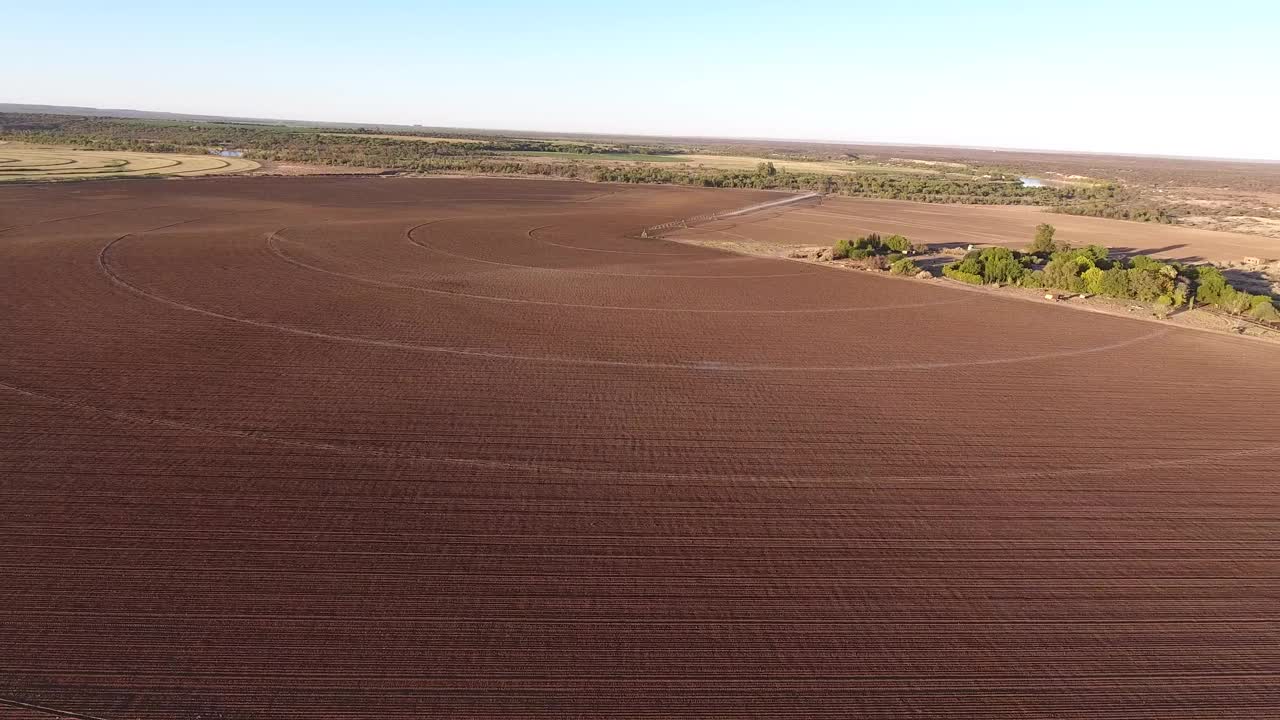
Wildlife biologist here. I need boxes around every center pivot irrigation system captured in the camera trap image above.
[640,192,823,238]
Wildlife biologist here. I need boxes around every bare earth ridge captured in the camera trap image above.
[2,177,1279,719]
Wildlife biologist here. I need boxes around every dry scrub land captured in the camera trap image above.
[2,177,1279,719]
[7,109,1280,239]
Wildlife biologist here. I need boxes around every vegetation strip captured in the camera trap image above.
[2,113,1139,214]
[935,224,1279,322]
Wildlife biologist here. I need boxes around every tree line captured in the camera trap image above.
[941,224,1278,321]
[0,113,1173,219]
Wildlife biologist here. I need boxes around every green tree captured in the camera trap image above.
[1249,296,1280,322]
[1082,266,1106,295]
[1127,268,1173,302]
[1171,282,1190,307]
[978,247,1025,284]
[1028,223,1057,254]
[1042,257,1084,292]
[1218,287,1253,315]
[1078,245,1111,266]
[1129,255,1162,271]
[883,234,914,253]
[1099,267,1132,298]
[1194,266,1229,304]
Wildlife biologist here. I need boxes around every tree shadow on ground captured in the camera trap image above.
[913,252,959,275]
[1222,267,1279,300]
[1105,244,1203,262]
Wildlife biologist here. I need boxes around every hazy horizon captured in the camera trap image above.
[11,100,1280,166]
[8,0,1279,161]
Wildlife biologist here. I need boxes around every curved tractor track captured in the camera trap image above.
[2,176,1279,719]
[0,144,258,182]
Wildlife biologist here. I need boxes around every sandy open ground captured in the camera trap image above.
[670,194,1280,264]
[2,177,1279,718]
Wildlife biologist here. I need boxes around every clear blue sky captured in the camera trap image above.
[7,1,1278,159]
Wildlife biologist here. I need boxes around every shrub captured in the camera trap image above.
[883,234,914,253]
[1078,244,1111,265]
[832,238,855,259]
[1099,267,1132,298]
[1249,296,1280,322]
[1018,270,1045,288]
[975,247,1025,284]
[849,247,877,260]
[1127,268,1174,302]
[942,263,984,284]
[985,257,1025,284]
[955,257,982,275]
[941,247,1028,285]
[1129,255,1162,272]
[890,258,921,275]
[1127,256,1177,279]
[885,252,905,264]
[1218,287,1253,315]
[1049,248,1098,274]
[1183,265,1275,318]
[863,254,889,270]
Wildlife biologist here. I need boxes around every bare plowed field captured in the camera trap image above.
[672,194,1280,263]
[2,177,1279,719]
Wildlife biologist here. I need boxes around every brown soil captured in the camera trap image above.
[673,194,1280,264]
[2,177,1279,719]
